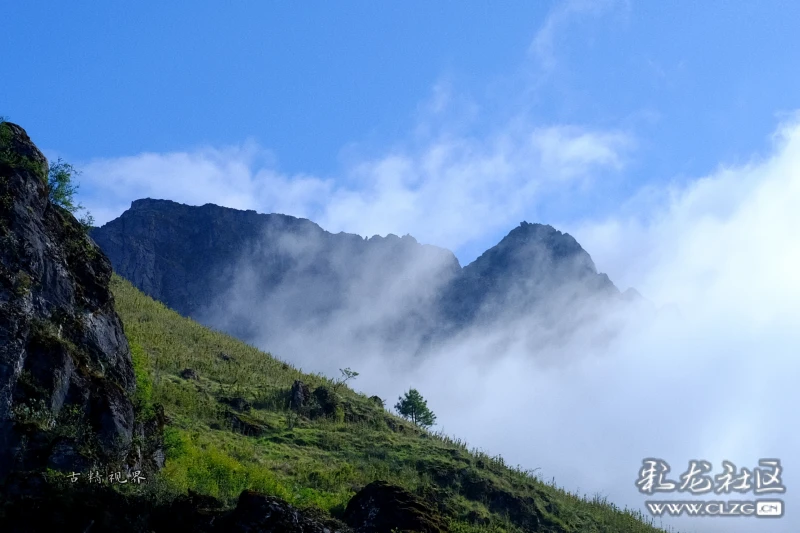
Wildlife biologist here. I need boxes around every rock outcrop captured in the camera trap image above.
[1,485,353,532]
[0,122,161,487]
[214,490,350,533]
[1,482,451,532]
[290,379,312,410]
[368,395,385,408]
[343,481,449,533]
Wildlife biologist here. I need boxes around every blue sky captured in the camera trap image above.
[3,1,800,273]
[4,4,800,532]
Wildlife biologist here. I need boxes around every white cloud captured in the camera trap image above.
[79,120,632,257]
[529,0,626,72]
[541,116,800,532]
[531,125,631,180]
[573,115,800,315]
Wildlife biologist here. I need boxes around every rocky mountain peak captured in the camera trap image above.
[93,201,623,354]
[479,221,598,274]
[435,221,617,329]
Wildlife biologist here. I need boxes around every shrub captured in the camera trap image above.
[47,158,94,230]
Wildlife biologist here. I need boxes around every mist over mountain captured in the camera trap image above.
[3,121,675,533]
[91,199,635,365]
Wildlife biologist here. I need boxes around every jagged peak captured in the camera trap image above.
[509,221,578,245]
[464,220,591,270]
[623,287,642,299]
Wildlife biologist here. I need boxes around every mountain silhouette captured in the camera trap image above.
[92,200,626,355]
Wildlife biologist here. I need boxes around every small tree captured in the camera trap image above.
[332,367,358,393]
[47,158,94,229]
[394,388,436,428]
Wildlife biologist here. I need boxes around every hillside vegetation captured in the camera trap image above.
[109,274,674,533]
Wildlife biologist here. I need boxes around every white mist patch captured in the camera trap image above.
[459,117,800,533]
[226,117,800,533]
[190,119,800,533]
[81,99,799,532]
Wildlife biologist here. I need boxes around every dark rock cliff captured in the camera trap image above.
[92,200,623,353]
[92,199,462,346]
[0,122,161,488]
[92,199,462,320]
[437,222,619,330]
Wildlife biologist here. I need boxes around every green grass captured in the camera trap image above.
[111,274,677,532]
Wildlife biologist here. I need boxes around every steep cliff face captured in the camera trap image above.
[0,122,157,486]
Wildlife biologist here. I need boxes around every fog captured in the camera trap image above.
[186,115,800,533]
[78,113,800,531]
[72,18,800,527]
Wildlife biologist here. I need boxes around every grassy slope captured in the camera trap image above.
[111,274,672,533]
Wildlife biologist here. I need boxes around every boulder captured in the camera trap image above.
[216,490,350,532]
[459,470,542,531]
[310,385,340,419]
[150,489,224,532]
[218,352,235,362]
[343,481,448,533]
[226,411,268,437]
[220,395,251,412]
[369,395,385,408]
[180,368,199,380]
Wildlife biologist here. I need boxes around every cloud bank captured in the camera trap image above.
[81,114,800,533]
[78,119,632,264]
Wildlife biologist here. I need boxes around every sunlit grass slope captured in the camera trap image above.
[111,274,674,533]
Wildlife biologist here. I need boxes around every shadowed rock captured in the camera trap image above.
[180,368,199,380]
[290,379,311,410]
[436,221,619,332]
[343,481,449,533]
[216,490,351,533]
[218,351,235,362]
[0,122,160,485]
[369,395,385,408]
[90,199,460,348]
[0,485,352,532]
[310,385,340,419]
[226,412,267,436]
[220,395,251,412]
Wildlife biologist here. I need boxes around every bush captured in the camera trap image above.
[47,158,94,229]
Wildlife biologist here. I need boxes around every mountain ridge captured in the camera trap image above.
[92,199,625,356]
[0,122,668,533]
